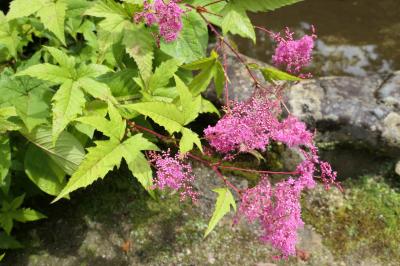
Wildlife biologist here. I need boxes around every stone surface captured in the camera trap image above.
[206,52,400,156]
[395,160,400,176]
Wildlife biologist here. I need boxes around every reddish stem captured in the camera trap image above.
[202,0,226,8]
[218,165,298,175]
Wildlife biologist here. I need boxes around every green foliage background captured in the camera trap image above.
[0,0,301,259]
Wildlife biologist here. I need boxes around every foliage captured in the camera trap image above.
[0,0,329,259]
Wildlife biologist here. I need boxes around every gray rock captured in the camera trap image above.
[206,52,400,155]
[395,160,400,176]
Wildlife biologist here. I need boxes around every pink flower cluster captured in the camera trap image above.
[149,150,198,201]
[204,95,314,154]
[238,161,317,257]
[134,0,184,42]
[204,93,339,256]
[270,27,316,77]
[204,96,281,153]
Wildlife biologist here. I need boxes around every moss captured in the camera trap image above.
[302,176,400,263]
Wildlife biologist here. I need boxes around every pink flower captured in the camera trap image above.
[238,176,272,223]
[272,115,314,148]
[238,174,310,257]
[134,0,184,42]
[260,178,304,257]
[149,150,198,201]
[204,96,280,154]
[271,27,316,75]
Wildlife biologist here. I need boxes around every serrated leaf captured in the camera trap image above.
[45,46,75,69]
[85,0,131,32]
[24,144,66,196]
[76,104,125,141]
[0,12,20,58]
[77,64,112,79]
[121,134,159,195]
[16,64,71,84]
[0,72,52,131]
[188,65,215,96]
[204,187,236,237]
[97,69,140,97]
[53,139,124,202]
[36,0,67,45]
[54,134,157,202]
[52,80,86,143]
[213,60,225,97]
[21,126,86,175]
[160,12,208,63]
[77,77,117,104]
[200,98,220,116]
[175,75,201,124]
[123,25,154,85]
[221,4,256,43]
[149,59,181,92]
[6,0,43,20]
[124,102,184,134]
[260,67,301,82]
[180,128,202,153]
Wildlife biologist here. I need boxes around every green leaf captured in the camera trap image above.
[16,64,71,84]
[37,0,67,45]
[53,139,124,202]
[221,4,256,42]
[12,208,47,223]
[175,75,201,124]
[160,11,208,63]
[8,0,68,45]
[21,126,86,175]
[0,135,11,194]
[0,253,4,261]
[52,80,86,143]
[213,60,225,97]
[120,134,159,195]
[77,63,112,79]
[97,69,140,97]
[0,12,20,58]
[24,144,66,196]
[124,102,184,134]
[149,59,181,92]
[260,66,301,82]
[77,77,117,104]
[6,0,43,20]
[0,107,20,133]
[76,104,126,141]
[180,128,202,153]
[123,25,154,85]
[204,188,236,237]
[0,71,53,131]
[230,0,302,12]
[188,66,214,96]
[0,233,22,249]
[45,46,75,69]
[53,134,158,202]
[85,0,131,32]
[200,98,220,116]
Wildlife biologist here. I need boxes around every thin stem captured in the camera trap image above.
[196,11,260,88]
[202,0,225,8]
[218,165,298,175]
[212,166,242,195]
